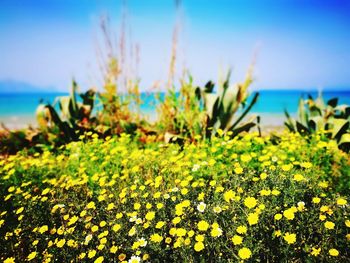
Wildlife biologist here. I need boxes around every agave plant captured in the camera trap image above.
[36,80,97,143]
[160,69,260,143]
[195,70,260,139]
[284,93,350,152]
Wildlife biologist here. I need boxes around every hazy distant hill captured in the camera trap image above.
[0,80,57,93]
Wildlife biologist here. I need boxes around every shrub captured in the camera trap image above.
[0,132,349,262]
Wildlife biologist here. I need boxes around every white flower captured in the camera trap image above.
[192,164,200,172]
[197,202,206,213]
[129,215,137,222]
[213,206,222,214]
[128,255,141,263]
[138,237,147,247]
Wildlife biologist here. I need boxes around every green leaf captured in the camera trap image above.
[339,133,350,152]
[327,97,338,108]
[230,122,256,137]
[229,92,259,131]
[296,121,310,136]
[329,118,349,140]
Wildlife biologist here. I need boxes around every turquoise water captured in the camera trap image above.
[0,90,349,126]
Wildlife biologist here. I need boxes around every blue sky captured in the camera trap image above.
[0,0,349,91]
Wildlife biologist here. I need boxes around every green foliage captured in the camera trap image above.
[158,69,260,142]
[284,93,350,152]
[195,70,259,139]
[36,80,98,144]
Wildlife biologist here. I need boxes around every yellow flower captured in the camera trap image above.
[231,235,243,245]
[312,197,321,204]
[156,221,165,229]
[240,154,252,162]
[56,239,66,248]
[88,250,96,258]
[320,205,330,212]
[319,214,326,221]
[16,207,24,214]
[4,257,15,263]
[311,247,321,256]
[195,234,205,242]
[116,213,123,220]
[236,225,247,234]
[107,203,115,210]
[68,216,78,226]
[145,211,155,221]
[210,227,222,237]
[112,224,121,232]
[197,220,209,231]
[301,162,312,168]
[293,173,304,182]
[271,189,280,196]
[318,181,328,188]
[41,188,50,195]
[247,213,259,225]
[260,189,271,196]
[194,241,204,252]
[87,201,96,209]
[172,217,181,225]
[260,172,268,180]
[274,214,282,220]
[283,209,295,220]
[176,228,187,237]
[94,256,104,263]
[110,245,118,253]
[234,167,244,174]
[118,253,126,261]
[188,230,195,237]
[337,198,347,206]
[274,230,281,237]
[329,248,339,256]
[128,226,136,236]
[91,225,99,232]
[223,190,235,203]
[39,225,48,234]
[283,233,296,244]
[238,247,252,259]
[150,233,163,242]
[132,203,141,210]
[27,252,37,261]
[244,197,257,209]
[345,220,350,227]
[324,221,335,230]
[80,210,87,217]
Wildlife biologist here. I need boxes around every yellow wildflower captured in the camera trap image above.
[238,247,252,259]
[244,197,257,209]
[329,248,339,256]
[283,233,296,244]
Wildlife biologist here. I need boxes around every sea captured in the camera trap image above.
[1,90,350,129]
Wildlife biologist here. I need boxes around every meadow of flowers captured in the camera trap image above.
[0,131,349,262]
